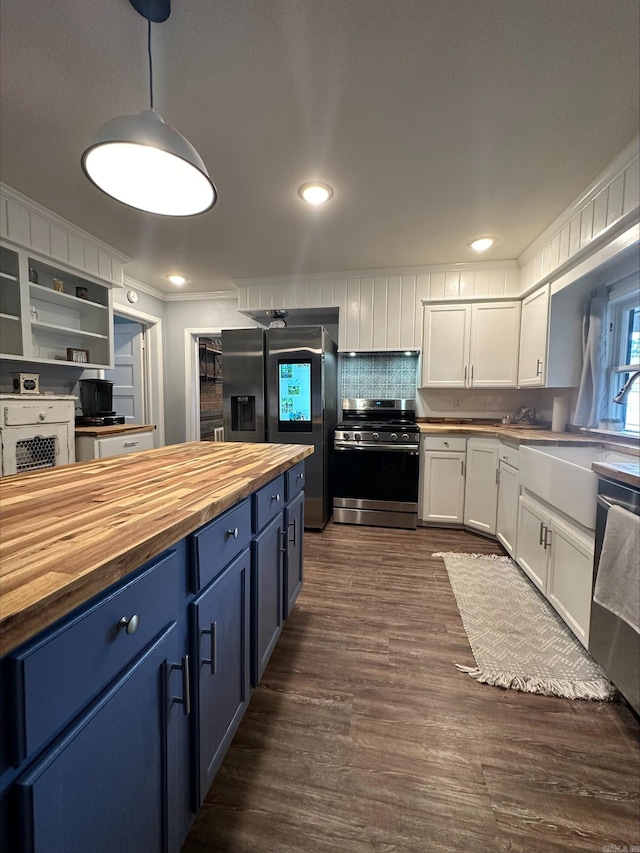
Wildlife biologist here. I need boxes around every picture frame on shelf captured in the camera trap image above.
[67,347,90,364]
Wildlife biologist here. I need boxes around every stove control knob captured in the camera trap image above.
[343,432,350,440]
[390,433,398,441]
[354,433,361,441]
[402,433,409,441]
[372,432,380,441]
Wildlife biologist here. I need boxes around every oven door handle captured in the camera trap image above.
[334,444,419,453]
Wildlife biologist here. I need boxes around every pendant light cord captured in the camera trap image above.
[148,17,154,110]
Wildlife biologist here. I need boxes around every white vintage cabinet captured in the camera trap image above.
[0,394,76,475]
[420,435,466,524]
[421,301,521,388]
[463,438,499,534]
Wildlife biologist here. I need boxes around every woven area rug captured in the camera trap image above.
[434,552,615,701]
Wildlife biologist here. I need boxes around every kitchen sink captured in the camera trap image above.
[519,445,638,529]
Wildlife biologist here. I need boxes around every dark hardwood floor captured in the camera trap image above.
[182,523,640,853]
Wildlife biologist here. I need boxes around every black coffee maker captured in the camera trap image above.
[77,379,125,425]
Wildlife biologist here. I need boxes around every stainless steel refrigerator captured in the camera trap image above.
[222,326,338,530]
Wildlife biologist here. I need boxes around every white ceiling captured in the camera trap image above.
[0,0,638,294]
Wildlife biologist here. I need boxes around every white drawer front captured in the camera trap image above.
[97,431,154,459]
[498,444,519,469]
[4,403,74,426]
[422,435,467,452]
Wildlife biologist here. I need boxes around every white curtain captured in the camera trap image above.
[573,288,608,428]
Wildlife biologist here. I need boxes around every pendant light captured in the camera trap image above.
[81,0,216,216]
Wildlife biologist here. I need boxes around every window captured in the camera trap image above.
[608,290,640,434]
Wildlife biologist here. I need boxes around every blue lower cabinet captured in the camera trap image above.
[15,623,186,853]
[192,549,250,807]
[251,513,285,686]
[284,491,304,619]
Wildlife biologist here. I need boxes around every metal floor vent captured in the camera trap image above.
[16,436,57,473]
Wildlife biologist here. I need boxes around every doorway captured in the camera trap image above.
[198,335,223,440]
[105,316,147,424]
[109,304,165,447]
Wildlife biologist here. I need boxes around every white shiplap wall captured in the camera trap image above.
[236,262,520,351]
[0,184,129,287]
[518,137,639,294]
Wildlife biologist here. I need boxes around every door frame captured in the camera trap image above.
[184,325,259,442]
[114,305,165,447]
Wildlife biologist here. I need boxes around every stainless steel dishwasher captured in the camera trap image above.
[589,475,640,716]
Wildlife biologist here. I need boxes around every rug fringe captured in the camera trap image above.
[433,551,511,562]
[455,664,616,701]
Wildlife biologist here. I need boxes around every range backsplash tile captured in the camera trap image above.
[341,353,419,400]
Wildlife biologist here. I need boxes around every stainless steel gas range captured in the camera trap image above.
[332,399,420,529]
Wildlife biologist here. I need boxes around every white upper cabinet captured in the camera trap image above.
[0,245,113,368]
[421,301,520,388]
[469,302,521,386]
[517,285,550,387]
[420,304,470,387]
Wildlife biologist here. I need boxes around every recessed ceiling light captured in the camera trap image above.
[469,236,497,252]
[298,182,333,205]
[349,352,357,357]
[166,274,188,285]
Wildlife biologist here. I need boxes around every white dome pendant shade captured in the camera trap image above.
[82,108,217,216]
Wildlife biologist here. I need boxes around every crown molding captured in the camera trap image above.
[0,182,131,264]
[234,258,520,289]
[121,274,170,301]
[121,275,238,303]
[518,135,640,266]
[164,290,240,302]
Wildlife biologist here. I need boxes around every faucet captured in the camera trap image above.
[613,369,640,405]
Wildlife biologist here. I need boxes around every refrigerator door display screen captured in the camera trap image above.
[278,360,312,432]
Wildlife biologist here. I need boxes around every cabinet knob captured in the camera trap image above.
[272,493,281,502]
[227,527,239,539]
[444,441,449,447]
[118,614,140,635]
[38,412,46,421]
[297,472,304,480]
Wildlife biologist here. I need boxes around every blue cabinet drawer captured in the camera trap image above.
[253,475,285,533]
[7,544,186,767]
[285,461,306,502]
[191,498,251,591]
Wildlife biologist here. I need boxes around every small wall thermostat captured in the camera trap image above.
[12,372,40,395]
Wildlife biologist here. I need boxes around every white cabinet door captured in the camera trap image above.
[515,494,549,594]
[463,438,498,534]
[496,461,519,557]
[469,302,521,387]
[518,285,549,387]
[421,304,471,387]
[547,517,595,647]
[422,451,466,523]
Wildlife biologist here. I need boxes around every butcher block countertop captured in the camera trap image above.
[417,421,640,453]
[0,441,313,657]
[74,423,156,437]
[592,460,640,489]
